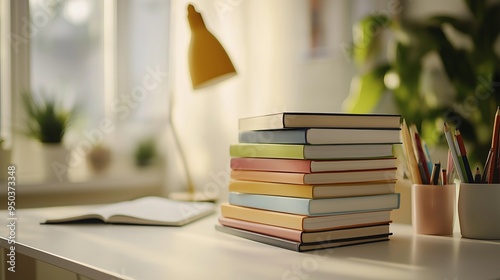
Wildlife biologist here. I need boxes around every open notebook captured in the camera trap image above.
[43,196,216,226]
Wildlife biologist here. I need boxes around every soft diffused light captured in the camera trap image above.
[63,0,92,25]
[384,71,400,90]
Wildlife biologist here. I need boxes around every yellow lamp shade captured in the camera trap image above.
[187,4,237,89]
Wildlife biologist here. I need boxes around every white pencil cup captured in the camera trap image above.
[458,183,500,239]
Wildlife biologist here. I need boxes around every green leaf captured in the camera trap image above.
[465,0,486,19]
[393,42,423,91]
[424,26,476,89]
[424,25,454,50]
[429,15,473,35]
[343,64,391,113]
[21,91,74,144]
[352,14,391,66]
[475,3,500,56]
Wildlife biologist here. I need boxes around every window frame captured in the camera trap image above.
[0,0,169,199]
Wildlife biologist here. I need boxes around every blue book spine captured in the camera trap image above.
[229,192,312,215]
[228,192,400,216]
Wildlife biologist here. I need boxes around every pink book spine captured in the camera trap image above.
[230,158,312,173]
[231,170,306,184]
[219,217,302,242]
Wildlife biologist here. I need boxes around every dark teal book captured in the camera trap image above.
[228,192,400,216]
[238,128,401,145]
[238,112,401,131]
[215,224,391,252]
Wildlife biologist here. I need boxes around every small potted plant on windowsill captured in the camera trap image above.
[87,143,112,175]
[22,91,76,182]
[134,137,157,168]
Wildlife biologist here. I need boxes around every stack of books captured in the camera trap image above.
[216,112,402,252]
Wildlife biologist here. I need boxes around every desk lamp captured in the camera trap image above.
[168,3,236,201]
[187,4,236,88]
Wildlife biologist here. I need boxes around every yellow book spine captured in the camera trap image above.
[229,180,314,198]
[220,204,304,230]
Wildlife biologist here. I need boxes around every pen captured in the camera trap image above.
[475,167,481,183]
[430,162,441,185]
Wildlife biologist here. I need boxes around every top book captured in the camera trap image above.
[239,112,402,131]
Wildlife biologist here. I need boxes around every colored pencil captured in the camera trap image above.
[411,126,430,183]
[487,107,500,183]
[443,123,465,182]
[455,130,473,183]
[401,120,422,184]
[446,149,454,184]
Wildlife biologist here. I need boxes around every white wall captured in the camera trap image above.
[166,0,395,200]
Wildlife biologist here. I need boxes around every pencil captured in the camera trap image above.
[487,107,500,183]
[482,148,493,183]
[455,130,474,183]
[423,141,433,178]
[418,162,429,184]
[411,126,430,183]
[444,123,465,182]
[402,120,422,184]
[446,149,454,184]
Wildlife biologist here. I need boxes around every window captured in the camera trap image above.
[2,0,170,186]
[30,0,105,139]
[0,0,9,146]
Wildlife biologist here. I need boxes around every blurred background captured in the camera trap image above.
[0,0,499,208]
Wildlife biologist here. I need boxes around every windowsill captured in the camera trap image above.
[0,157,166,208]
[6,166,164,195]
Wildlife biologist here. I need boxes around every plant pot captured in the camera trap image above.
[87,145,111,174]
[41,143,70,182]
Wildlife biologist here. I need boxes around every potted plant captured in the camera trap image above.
[22,91,76,181]
[344,0,500,167]
[134,137,157,167]
[87,143,112,174]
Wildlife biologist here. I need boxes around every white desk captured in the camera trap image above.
[1,205,500,280]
